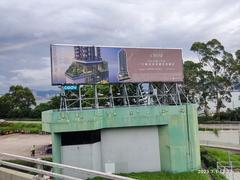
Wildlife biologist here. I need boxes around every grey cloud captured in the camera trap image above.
[0,0,240,93]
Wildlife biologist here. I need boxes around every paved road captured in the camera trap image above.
[199,124,240,130]
[0,134,51,160]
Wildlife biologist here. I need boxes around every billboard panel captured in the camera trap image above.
[51,45,184,85]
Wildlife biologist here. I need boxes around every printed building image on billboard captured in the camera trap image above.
[51,45,184,85]
[64,46,109,84]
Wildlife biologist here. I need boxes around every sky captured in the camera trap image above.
[0,0,240,94]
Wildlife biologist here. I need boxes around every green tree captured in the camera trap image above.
[48,95,61,109]
[0,85,36,118]
[30,103,52,118]
[0,93,14,118]
[184,61,214,116]
[183,61,202,100]
[191,39,240,119]
[30,95,61,118]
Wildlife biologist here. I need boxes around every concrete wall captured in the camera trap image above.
[0,167,34,180]
[45,104,201,175]
[101,126,161,173]
[60,126,161,177]
[61,142,101,178]
[199,130,240,145]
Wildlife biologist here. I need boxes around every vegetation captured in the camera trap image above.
[0,85,60,119]
[198,107,240,122]
[0,121,42,135]
[0,85,36,118]
[185,39,240,118]
[201,146,240,168]
[29,96,60,118]
[90,171,210,180]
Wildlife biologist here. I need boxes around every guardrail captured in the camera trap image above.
[0,152,135,180]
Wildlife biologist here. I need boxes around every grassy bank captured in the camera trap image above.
[5,118,41,122]
[0,121,42,134]
[90,171,210,180]
[201,146,240,168]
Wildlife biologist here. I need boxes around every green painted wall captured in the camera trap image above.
[158,104,201,172]
[42,104,201,173]
[51,133,61,175]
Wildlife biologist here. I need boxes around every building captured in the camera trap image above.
[42,104,201,179]
[65,46,109,84]
[74,46,101,62]
[118,49,130,81]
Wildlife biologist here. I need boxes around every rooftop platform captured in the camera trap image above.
[42,104,196,133]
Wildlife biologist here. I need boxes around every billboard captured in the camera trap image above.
[50,44,184,85]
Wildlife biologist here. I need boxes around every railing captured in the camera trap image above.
[0,152,135,180]
[217,161,240,180]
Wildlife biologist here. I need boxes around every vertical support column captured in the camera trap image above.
[136,84,140,105]
[109,84,114,107]
[158,104,201,172]
[123,84,130,106]
[176,83,182,105]
[147,83,151,105]
[94,85,99,108]
[52,133,62,174]
[60,86,67,111]
[151,83,160,105]
[185,104,201,170]
[79,85,82,110]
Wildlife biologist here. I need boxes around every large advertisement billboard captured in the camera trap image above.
[50,44,184,85]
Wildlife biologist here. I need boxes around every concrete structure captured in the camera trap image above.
[42,104,201,179]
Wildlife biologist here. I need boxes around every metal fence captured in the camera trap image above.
[0,152,135,180]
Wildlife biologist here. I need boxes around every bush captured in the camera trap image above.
[199,107,240,122]
[0,122,42,135]
[213,108,240,121]
[201,147,218,168]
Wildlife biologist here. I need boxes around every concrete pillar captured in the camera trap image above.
[52,133,61,175]
[158,104,201,172]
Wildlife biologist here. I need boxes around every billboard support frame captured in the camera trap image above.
[58,82,189,111]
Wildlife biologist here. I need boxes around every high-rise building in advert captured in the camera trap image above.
[118,49,130,81]
[65,46,109,84]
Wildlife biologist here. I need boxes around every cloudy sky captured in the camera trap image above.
[0,0,240,94]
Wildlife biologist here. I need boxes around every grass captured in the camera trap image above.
[5,118,41,122]
[201,146,240,168]
[0,121,42,134]
[120,171,210,180]
[90,171,210,180]
[6,120,41,124]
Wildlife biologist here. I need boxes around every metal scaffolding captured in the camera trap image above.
[59,83,189,111]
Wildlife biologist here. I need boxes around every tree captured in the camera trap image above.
[30,103,52,118]
[183,61,202,100]
[184,61,214,116]
[0,93,14,118]
[191,39,240,119]
[29,95,61,118]
[48,95,61,109]
[0,85,36,118]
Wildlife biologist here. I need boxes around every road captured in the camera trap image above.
[0,134,51,160]
[199,124,240,130]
